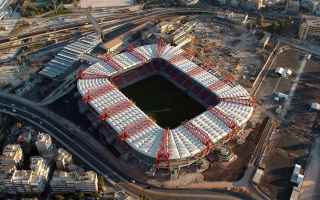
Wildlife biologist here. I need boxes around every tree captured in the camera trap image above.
[54,194,65,200]
[79,192,85,200]
[256,14,265,27]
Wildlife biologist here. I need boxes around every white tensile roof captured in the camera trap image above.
[77,44,254,160]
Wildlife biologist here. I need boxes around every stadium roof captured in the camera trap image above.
[77,43,254,162]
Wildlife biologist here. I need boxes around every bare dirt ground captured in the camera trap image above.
[299,136,320,200]
[203,117,267,182]
[259,53,320,199]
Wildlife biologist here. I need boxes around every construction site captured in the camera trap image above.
[2,5,320,199]
[40,15,320,197]
[77,41,255,171]
[40,15,266,184]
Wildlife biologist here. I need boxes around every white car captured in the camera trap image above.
[275,67,293,78]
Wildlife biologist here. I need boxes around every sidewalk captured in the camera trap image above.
[299,137,320,200]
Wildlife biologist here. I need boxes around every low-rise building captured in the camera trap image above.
[299,15,320,40]
[76,171,99,192]
[55,148,73,170]
[257,0,266,9]
[174,34,194,48]
[102,38,125,53]
[0,162,16,179]
[30,157,50,181]
[291,164,304,186]
[309,102,320,111]
[178,0,199,5]
[50,170,98,193]
[159,21,176,34]
[0,162,16,192]
[2,156,50,194]
[301,0,320,14]
[286,0,300,14]
[0,144,23,165]
[35,133,55,158]
[17,130,33,154]
[102,22,155,53]
[252,167,264,185]
[172,21,197,43]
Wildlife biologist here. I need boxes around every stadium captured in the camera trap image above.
[77,41,254,169]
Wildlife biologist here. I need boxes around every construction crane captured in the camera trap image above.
[156,129,170,168]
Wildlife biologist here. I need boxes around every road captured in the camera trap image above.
[280,53,310,119]
[299,135,320,200]
[0,92,253,200]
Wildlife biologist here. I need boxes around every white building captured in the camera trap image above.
[257,0,265,9]
[291,164,304,186]
[35,133,55,157]
[50,170,98,193]
[178,0,199,5]
[55,148,73,170]
[309,102,320,111]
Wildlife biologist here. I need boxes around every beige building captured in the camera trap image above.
[0,163,16,192]
[1,156,50,194]
[172,21,197,43]
[257,0,265,9]
[55,148,73,170]
[50,170,98,193]
[0,144,23,165]
[0,163,16,179]
[174,34,194,48]
[299,15,320,40]
[102,38,125,53]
